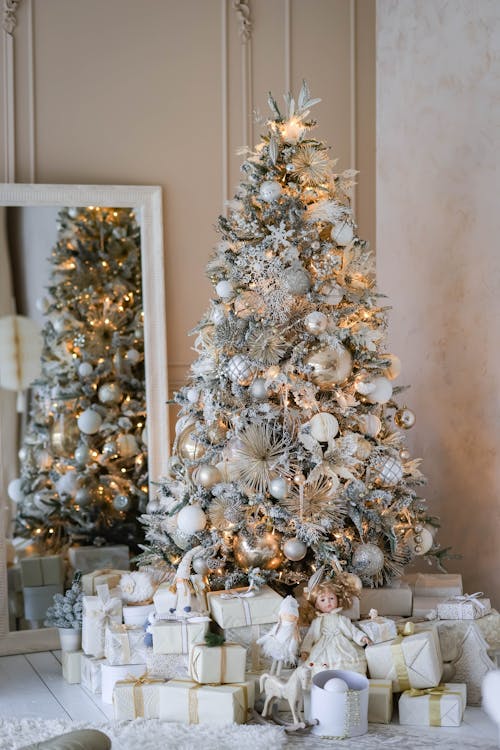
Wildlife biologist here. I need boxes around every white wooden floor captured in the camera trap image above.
[0,651,498,746]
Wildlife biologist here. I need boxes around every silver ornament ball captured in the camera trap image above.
[284,266,311,295]
[194,464,222,489]
[352,543,385,576]
[304,311,328,335]
[78,362,93,378]
[75,488,91,507]
[74,444,90,464]
[259,180,282,202]
[373,455,404,487]
[283,537,307,561]
[268,476,289,500]
[192,557,210,575]
[249,377,268,402]
[113,494,132,511]
[226,354,256,386]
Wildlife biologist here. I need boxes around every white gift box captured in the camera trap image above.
[123,603,155,627]
[359,616,397,644]
[105,622,148,666]
[437,594,491,620]
[113,675,166,719]
[68,545,130,574]
[311,669,369,739]
[368,679,393,723]
[189,642,247,684]
[82,585,123,658]
[101,662,147,704]
[145,649,190,679]
[81,654,106,693]
[151,618,210,655]
[207,585,282,629]
[159,679,250,724]
[62,650,82,684]
[366,628,443,691]
[359,585,412,617]
[398,682,467,726]
[81,569,129,596]
[216,623,274,672]
[413,574,463,599]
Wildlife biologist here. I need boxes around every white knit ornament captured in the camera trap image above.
[308,412,339,442]
[259,180,282,202]
[364,376,393,404]
[177,505,207,535]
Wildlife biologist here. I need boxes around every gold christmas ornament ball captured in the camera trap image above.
[356,437,373,460]
[283,537,308,561]
[306,345,353,389]
[304,311,328,335]
[394,408,416,429]
[177,424,207,461]
[293,472,306,485]
[193,463,222,489]
[405,526,434,555]
[352,543,385,576]
[400,448,411,461]
[233,532,283,570]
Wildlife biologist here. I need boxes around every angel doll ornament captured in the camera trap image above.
[257,595,300,676]
[300,578,370,676]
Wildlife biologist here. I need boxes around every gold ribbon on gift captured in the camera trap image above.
[174,679,250,723]
[390,623,415,691]
[190,642,242,684]
[111,623,139,664]
[116,671,164,718]
[405,684,463,727]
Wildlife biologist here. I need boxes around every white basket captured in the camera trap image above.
[310,669,369,738]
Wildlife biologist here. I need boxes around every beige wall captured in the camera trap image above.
[377,0,500,606]
[0,0,375,399]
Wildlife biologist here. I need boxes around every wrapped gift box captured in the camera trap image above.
[101,661,147,704]
[189,642,246,684]
[81,569,129,596]
[20,555,64,587]
[368,679,393,723]
[23,584,63,621]
[81,654,106,693]
[412,596,445,618]
[62,650,82,684]
[113,674,166,719]
[366,629,443,691]
[214,623,274,672]
[414,574,463,599]
[82,585,123,658]
[207,585,282,629]
[398,682,467,727]
[359,616,398,644]
[159,679,250,724]
[105,622,148,666]
[145,649,190,679]
[359,585,412,617]
[152,618,210,655]
[437,594,491,621]
[68,545,130,574]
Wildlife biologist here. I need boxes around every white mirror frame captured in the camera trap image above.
[0,184,169,654]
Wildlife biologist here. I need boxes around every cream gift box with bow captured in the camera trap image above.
[82,584,123,658]
[113,672,166,720]
[101,662,147,704]
[398,683,467,727]
[159,679,251,724]
[189,642,246,684]
[358,610,398,644]
[436,593,491,620]
[365,624,443,691]
[367,679,393,723]
[81,654,106,693]
[207,585,282,629]
[81,569,129,596]
[104,622,149,666]
[151,617,210,655]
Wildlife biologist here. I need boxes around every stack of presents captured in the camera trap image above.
[59,551,500,729]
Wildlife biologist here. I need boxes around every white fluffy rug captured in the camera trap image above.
[0,718,286,750]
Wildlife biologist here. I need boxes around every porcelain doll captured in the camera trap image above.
[300,579,370,675]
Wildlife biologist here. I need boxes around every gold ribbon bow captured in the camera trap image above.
[405,684,463,727]
[389,623,416,691]
[173,679,249,723]
[116,671,164,718]
[110,623,138,664]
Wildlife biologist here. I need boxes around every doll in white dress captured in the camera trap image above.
[300,579,370,676]
[257,595,300,675]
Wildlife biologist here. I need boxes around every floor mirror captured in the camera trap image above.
[0,184,168,655]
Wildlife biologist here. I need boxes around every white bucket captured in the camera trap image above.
[310,669,369,738]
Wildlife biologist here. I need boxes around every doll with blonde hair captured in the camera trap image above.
[300,574,370,676]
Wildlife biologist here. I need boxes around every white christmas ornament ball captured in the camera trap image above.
[383,353,402,380]
[364,376,393,405]
[259,180,282,202]
[125,348,141,364]
[98,382,122,404]
[283,537,307,561]
[249,378,268,401]
[304,311,328,335]
[177,505,207,535]
[194,464,222,489]
[308,412,339,442]
[36,295,50,314]
[269,477,289,500]
[18,446,27,461]
[78,362,93,378]
[75,444,90,464]
[215,280,235,300]
[78,408,102,435]
[192,557,210,575]
[374,455,404,487]
[323,677,349,693]
[358,414,382,438]
[8,478,24,503]
[331,221,355,246]
[406,527,434,555]
[117,433,138,458]
[55,470,78,497]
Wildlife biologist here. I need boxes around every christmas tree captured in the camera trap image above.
[140,83,440,591]
[13,206,148,553]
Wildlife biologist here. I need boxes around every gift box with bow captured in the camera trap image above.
[105,622,149,666]
[436,593,491,621]
[207,585,282,629]
[189,642,247,684]
[82,584,123,658]
[398,682,467,726]
[358,610,398,644]
[159,678,251,724]
[365,623,443,691]
[151,617,210,655]
[113,672,166,719]
[81,568,129,596]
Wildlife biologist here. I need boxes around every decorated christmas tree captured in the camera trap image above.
[140,83,440,591]
[12,206,148,553]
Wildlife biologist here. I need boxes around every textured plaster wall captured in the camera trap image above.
[377,0,500,605]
